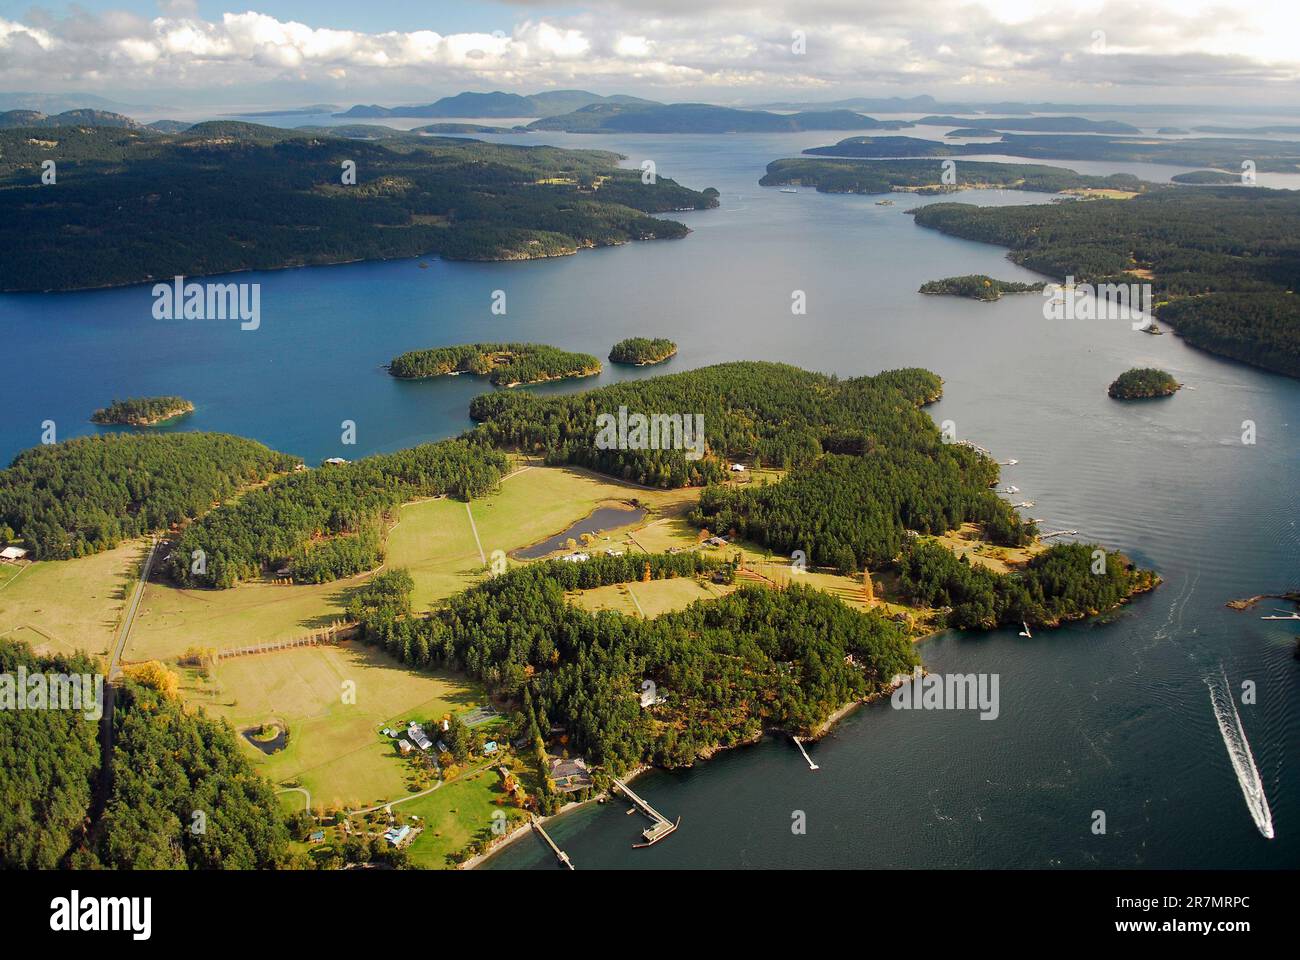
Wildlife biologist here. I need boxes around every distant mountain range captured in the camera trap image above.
[335,90,655,119]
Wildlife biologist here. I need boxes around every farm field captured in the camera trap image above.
[0,537,145,660]
[181,642,487,809]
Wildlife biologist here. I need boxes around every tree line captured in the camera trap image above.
[166,439,507,587]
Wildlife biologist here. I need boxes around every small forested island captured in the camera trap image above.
[90,395,194,426]
[388,343,601,387]
[609,337,678,365]
[0,123,718,292]
[919,275,1046,301]
[1108,368,1181,399]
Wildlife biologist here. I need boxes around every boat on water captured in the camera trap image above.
[1019,622,1033,638]
[1141,321,1163,335]
[876,199,895,205]
[1005,458,1019,465]
[1261,610,1300,620]
[779,188,797,194]
[1003,485,1020,494]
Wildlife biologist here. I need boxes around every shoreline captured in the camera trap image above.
[465,764,652,870]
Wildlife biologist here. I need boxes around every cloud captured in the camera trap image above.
[0,1,1297,105]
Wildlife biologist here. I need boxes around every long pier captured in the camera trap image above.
[793,736,819,771]
[531,815,573,869]
[1039,529,1079,540]
[609,776,679,848]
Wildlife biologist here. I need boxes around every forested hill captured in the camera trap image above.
[0,123,719,292]
[911,188,1300,378]
[0,639,294,869]
[352,560,921,771]
[0,433,297,560]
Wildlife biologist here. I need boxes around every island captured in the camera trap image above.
[90,395,194,426]
[608,337,678,365]
[1108,368,1181,399]
[908,188,1300,378]
[2,358,1161,871]
[388,343,602,387]
[760,157,1147,196]
[919,275,1046,301]
[799,132,1300,173]
[527,102,914,134]
[0,122,718,292]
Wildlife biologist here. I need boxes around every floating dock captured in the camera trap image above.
[610,776,679,848]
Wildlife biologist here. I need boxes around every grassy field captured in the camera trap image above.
[401,758,536,869]
[181,642,487,809]
[0,538,146,660]
[568,576,734,617]
[128,574,360,662]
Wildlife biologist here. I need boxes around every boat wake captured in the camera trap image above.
[1205,668,1274,839]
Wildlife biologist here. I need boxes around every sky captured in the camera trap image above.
[2,0,1300,110]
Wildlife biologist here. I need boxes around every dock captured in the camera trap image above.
[531,815,573,869]
[1039,529,1079,540]
[793,735,820,770]
[609,776,679,848]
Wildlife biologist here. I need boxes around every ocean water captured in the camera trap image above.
[1,129,1295,869]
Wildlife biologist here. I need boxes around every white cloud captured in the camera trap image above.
[0,2,1297,105]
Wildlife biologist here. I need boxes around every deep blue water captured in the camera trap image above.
[2,128,1296,869]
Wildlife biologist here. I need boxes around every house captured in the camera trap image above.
[406,722,432,752]
[729,463,746,472]
[323,457,350,466]
[483,740,499,756]
[308,830,326,843]
[548,757,594,794]
[383,824,412,847]
[560,552,590,563]
[0,546,28,562]
[605,548,624,557]
[398,739,413,755]
[705,536,729,547]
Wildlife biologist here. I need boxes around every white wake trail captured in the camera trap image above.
[1206,669,1275,839]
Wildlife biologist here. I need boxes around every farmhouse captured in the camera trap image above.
[560,552,590,563]
[406,722,432,751]
[729,463,746,472]
[0,546,29,562]
[384,824,412,847]
[398,739,413,755]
